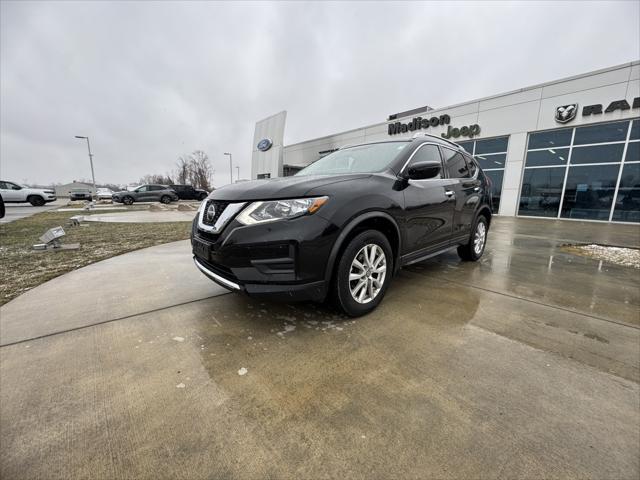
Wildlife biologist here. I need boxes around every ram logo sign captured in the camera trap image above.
[555,104,578,124]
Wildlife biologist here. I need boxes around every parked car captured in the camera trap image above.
[112,184,179,205]
[0,180,56,206]
[69,188,93,201]
[96,188,114,200]
[0,194,4,219]
[191,133,492,316]
[169,184,208,201]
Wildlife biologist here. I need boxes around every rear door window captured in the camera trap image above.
[441,147,471,178]
[464,154,477,177]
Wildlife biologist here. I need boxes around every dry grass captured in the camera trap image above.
[0,209,191,305]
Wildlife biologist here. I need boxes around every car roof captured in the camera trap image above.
[338,134,466,152]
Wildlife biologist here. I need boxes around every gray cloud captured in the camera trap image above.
[1,0,639,187]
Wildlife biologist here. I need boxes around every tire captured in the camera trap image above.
[160,195,172,204]
[457,215,488,261]
[122,196,134,205]
[28,196,45,206]
[334,230,393,317]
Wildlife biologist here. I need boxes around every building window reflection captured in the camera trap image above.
[519,118,640,223]
[459,136,509,214]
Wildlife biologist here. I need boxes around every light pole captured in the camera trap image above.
[224,152,232,184]
[236,166,240,182]
[75,136,96,193]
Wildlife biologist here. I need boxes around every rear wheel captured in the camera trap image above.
[457,215,488,261]
[160,195,172,204]
[122,196,134,205]
[334,230,393,317]
[28,196,45,206]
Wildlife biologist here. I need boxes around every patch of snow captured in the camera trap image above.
[176,383,185,388]
[238,367,248,376]
[172,336,185,342]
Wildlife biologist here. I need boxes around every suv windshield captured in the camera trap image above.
[296,142,409,176]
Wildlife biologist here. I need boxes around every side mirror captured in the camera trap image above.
[404,161,441,180]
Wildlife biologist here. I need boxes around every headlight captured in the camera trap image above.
[236,196,328,225]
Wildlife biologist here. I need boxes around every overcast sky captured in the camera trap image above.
[1,1,639,187]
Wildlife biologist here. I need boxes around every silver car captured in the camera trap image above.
[96,188,114,200]
[111,184,179,205]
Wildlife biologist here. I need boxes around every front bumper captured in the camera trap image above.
[191,212,336,302]
[193,256,326,301]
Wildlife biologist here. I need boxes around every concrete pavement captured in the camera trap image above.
[1,217,639,479]
[82,210,197,223]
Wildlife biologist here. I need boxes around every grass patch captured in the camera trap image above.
[0,209,191,305]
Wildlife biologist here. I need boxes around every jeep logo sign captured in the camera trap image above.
[388,114,480,139]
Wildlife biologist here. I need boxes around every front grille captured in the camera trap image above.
[202,200,230,226]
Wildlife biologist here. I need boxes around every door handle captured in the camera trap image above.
[445,190,455,197]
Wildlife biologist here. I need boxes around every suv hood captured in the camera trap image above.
[209,174,370,202]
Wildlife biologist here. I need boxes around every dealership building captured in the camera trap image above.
[252,61,640,223]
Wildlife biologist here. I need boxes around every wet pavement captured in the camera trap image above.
[1,217,639,479]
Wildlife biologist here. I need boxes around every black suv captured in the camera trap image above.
[191,134,492,316]
[170,184,208,201]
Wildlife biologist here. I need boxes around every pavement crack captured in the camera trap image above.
[0,292,231,348]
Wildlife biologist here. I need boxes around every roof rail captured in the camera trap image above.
[411,132,462,149]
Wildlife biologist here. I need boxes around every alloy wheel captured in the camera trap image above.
[474,221,486,255]
[349,244,387,304]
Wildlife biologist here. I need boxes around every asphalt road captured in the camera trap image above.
[0,199,63,224]
[1,217,639,479]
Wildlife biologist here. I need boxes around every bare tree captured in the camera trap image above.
[187,150,213,191]
[139,173,174,185]
[175,156,190,184]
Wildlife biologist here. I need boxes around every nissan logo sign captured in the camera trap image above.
[257,138,273,152]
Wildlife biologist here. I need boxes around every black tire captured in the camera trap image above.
[160,195,172,204]
[457,215,488,261]
[28,196,45,206]
[334,230,393,317]
[122,196,134,205]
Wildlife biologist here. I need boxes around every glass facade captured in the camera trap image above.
[458,136,509,213]
[519,118,640,222]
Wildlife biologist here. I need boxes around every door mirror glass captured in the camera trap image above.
[406,161,441,180]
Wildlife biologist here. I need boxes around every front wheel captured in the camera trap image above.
[457,215,488,261]
[122,196,134,205]
[28,196,45,206]
[160,195,172,204]
[334,230,393,317]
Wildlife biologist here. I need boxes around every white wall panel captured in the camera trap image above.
[479,88,542,111]
[541,66,631,98]
[477,101,539,138]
